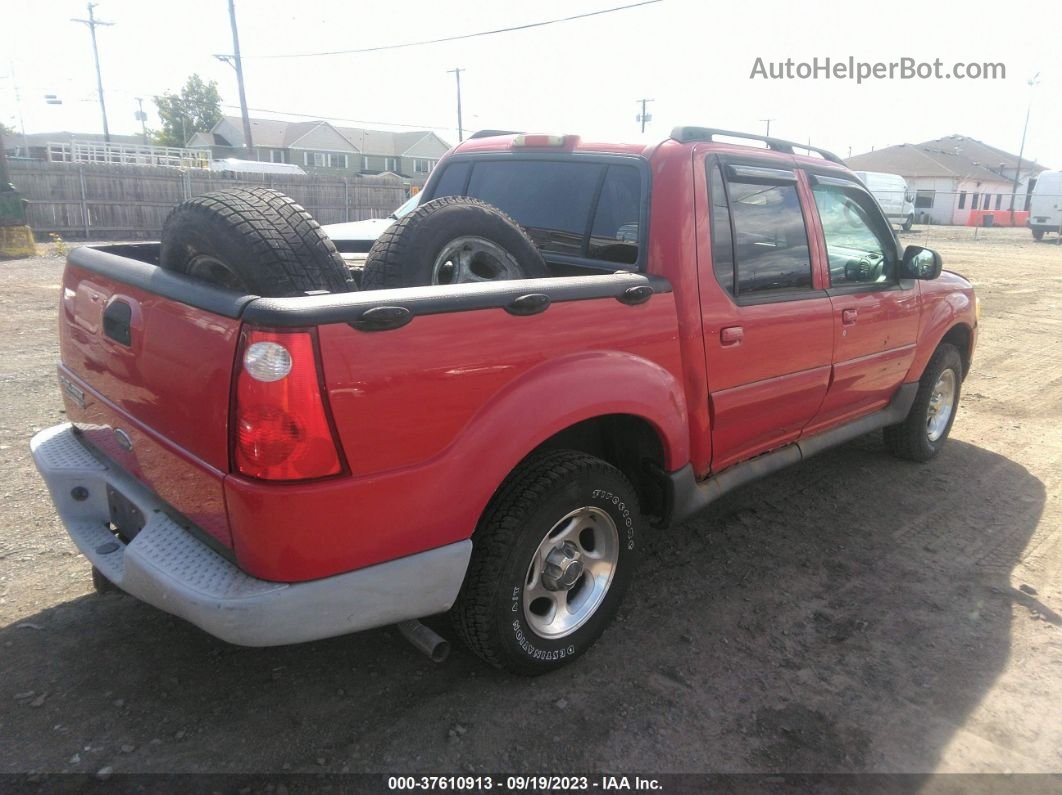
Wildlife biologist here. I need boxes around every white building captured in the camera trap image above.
[847,135,1047,225]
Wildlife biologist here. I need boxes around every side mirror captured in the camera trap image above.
[900,245,942,280]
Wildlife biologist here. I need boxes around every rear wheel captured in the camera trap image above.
[884,343,963,462]
[1032,229,1045,241]
[160,187,355,297]
[902,214,914,231]
[451,451,640,675]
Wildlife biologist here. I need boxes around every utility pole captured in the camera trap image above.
[447,68,464,142]
[0,132,10,188]
[1010,72,1039,225]
[760,118,775,137]
[134,97,148,144]
[72,3,114,143]
[228,0,254,153]
[636,99,654,133]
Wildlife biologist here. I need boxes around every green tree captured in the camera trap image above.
[0,120,15,138]
[152,74,223,147]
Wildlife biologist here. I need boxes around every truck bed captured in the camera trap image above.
[58,243,685,582]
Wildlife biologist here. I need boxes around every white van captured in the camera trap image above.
[852,171,916,230]
[1029,170,1062,241]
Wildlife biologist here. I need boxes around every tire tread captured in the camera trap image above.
[451,450,635,671]
[361,196,545,290]
[160,187,353,296]
[884,343,962,461]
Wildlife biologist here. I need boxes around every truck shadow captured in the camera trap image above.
[1,438,1048,777]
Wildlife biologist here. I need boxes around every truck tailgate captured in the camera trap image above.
[58,248,244,547]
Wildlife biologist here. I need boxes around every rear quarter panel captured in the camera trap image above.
[228,293,688,581]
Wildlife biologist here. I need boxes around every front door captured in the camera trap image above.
[803,174,920,434]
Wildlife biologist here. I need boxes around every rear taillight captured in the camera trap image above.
[233,329,344,481]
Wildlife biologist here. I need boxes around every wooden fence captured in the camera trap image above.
[8,160,409,240]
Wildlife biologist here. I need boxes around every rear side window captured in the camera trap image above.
[708,165,735,293]
[588,165,641,264]
[431,162,470,198]
[431,159,643,265]
[706,162,813,299]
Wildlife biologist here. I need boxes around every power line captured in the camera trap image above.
[243,0,663,59]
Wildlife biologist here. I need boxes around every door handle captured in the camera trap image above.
[842,308,858,326]
[720,326,744,346]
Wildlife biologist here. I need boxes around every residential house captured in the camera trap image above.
[846,135,1048,225]
[188,116,451,186]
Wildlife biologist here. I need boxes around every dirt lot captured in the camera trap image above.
[1,228,1060,781]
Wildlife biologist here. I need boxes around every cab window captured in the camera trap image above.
[430,160,643,266]
[707,163,814,300]
[812,183,896,286]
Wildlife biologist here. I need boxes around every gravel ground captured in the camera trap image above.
[0,228,1060,781]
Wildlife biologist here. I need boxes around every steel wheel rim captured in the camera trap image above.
[431,236,524,284]
[926,368,957,442]
[187,253,246,291]
[522,506,619,639]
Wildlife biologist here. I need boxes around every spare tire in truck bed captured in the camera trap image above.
[160,187,355,297]
[361,196,548,289]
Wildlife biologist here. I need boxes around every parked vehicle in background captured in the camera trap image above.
[208,158,306,176]
[1029,170,1062,241]
[324,193,421,257]
[853,171,915,231]
[31,127,978,675]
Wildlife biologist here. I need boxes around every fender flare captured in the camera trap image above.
[906,292,974,382]
[436,350,690,522]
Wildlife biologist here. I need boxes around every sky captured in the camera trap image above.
[2,0,1059,168]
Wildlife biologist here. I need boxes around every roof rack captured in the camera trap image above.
[468,129,524,139]
[670,126,845,165]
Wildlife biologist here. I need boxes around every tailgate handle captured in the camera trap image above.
[103,301,133,346]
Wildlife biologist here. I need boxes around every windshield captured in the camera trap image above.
[392,194,421,219]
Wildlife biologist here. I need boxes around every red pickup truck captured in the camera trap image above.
[32,128,978,674]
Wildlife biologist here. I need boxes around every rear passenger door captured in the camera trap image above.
[803,173,920,433]
[699,157,834,472]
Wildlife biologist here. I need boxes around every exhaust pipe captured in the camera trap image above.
[397,620,450,663]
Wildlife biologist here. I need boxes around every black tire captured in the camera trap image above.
[1032,229,1045,241]
[902,214,914,231]
[884,343,963,462]
[361,196,548,290]
[160,187,354,297]
[91,566,120,595]
[451,450,641,675]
